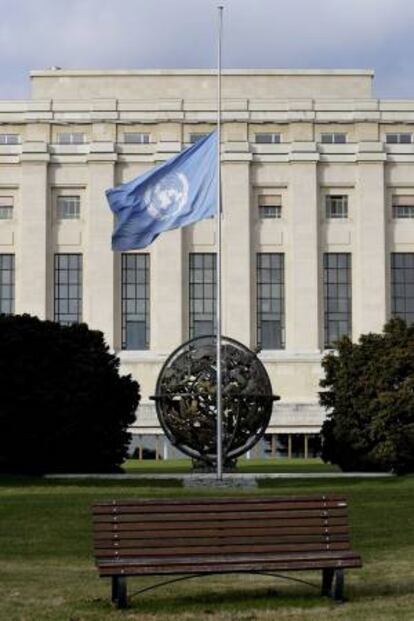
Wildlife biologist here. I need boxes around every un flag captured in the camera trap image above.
[106,132,217,250]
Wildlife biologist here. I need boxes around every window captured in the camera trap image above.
[391,253,414,325]
[258,195,282,219]
[0,255,14,314]
[386,133,412,144]
[255,133,281,144]
[325,195,348,219]
[257,254,285,349]
[320,133,346,144]
[56,132,85,145]
[54,254,82,325]
[57,196,80,220]
[0,133,19,145]
[392,195,414,218]
[123,132,150,144]
[189,253,216,338]
[189,133,209,144]
[0,197,13,220]
[121,254,150,350]
[324,253,352,347]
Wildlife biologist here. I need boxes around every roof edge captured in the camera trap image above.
[30,68,375,78]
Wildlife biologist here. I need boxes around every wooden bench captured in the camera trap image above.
[92,495,362,609]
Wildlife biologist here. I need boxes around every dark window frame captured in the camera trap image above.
[123,132,150,144]
[386,133,412,144]
[255,133,281,144]
[323,253,352,348]
[257,253,285,350]
[325,194,348,219]
[0,254,14,314]
[57,195,80,220]
[189,253,216,339]
[121,253,150,350]
[391,253,414,326]
[54,254,82,325]
[321,133,347,144]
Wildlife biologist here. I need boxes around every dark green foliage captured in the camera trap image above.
[0,314,140,473]
[320,318,414,474]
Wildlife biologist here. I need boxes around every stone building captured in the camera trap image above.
[1,68,413,458]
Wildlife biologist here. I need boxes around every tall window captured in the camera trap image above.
[325,195,348,219]
[257,253,285,349]
[121,254,150,350]
[391,253,414,325]
[0,196,13,220]
[392,195,414,219]
[0,254,14,314]
[57,195,80,220]
[324,253,352,347]
[54,254,82,325]
[189,253,216,338]
[321,133,346,144]
[258,195,282,219]
[255,133,280,144]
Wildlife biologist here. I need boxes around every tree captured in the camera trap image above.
[320,318,414,474]
[0,314,140,474]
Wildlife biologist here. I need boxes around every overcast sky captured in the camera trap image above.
[1,0,414,100]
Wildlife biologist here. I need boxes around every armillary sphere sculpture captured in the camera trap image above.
[151,335,279,470]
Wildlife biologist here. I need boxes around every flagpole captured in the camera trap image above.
[216,5,223,481]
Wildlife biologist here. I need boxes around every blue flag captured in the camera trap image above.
[106,132,217,250]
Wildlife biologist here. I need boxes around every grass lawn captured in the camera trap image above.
[123,457,340,474]
[0,472,413,621]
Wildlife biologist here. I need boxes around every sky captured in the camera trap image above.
[1,0,414,100]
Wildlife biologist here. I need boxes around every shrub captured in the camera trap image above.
[0,314,140,473]
[320,318,414,474]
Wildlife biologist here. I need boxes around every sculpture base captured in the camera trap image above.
[184,475,257,489]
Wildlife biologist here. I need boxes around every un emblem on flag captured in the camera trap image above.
[145,172,189,221]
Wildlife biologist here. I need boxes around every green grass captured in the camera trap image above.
[0,474,413,620]
[123,457,340,474]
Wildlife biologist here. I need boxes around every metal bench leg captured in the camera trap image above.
[321,568,334,596]
[333,568,345,602]
[111,576,118,603]
[112,576,128,608]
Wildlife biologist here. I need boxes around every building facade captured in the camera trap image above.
[1,69,414,458]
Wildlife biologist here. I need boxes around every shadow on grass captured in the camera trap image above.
[124,583,325,614]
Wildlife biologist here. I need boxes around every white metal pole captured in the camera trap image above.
[216,5,223,480]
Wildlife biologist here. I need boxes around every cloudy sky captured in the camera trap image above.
[1,0,414,99]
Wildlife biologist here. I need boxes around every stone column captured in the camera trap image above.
[287,145,320,351]
[16,147,49,318]
[151,228,184,352]
[84,149,116,348]
[354,147,387,336]
[221,154,253,347]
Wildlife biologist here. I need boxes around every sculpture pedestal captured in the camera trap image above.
[183,475,258,489]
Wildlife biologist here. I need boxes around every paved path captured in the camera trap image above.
[46,471,393,480]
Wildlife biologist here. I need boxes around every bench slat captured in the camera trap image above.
[95,541,351,558]
[92,500,347,515]
[98,557,362,576]
[92,509,347,523]
[94,533,350,547]
[93,495,347,507]
[95,516,347,536]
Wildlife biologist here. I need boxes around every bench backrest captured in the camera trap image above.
[92,495,351,561]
